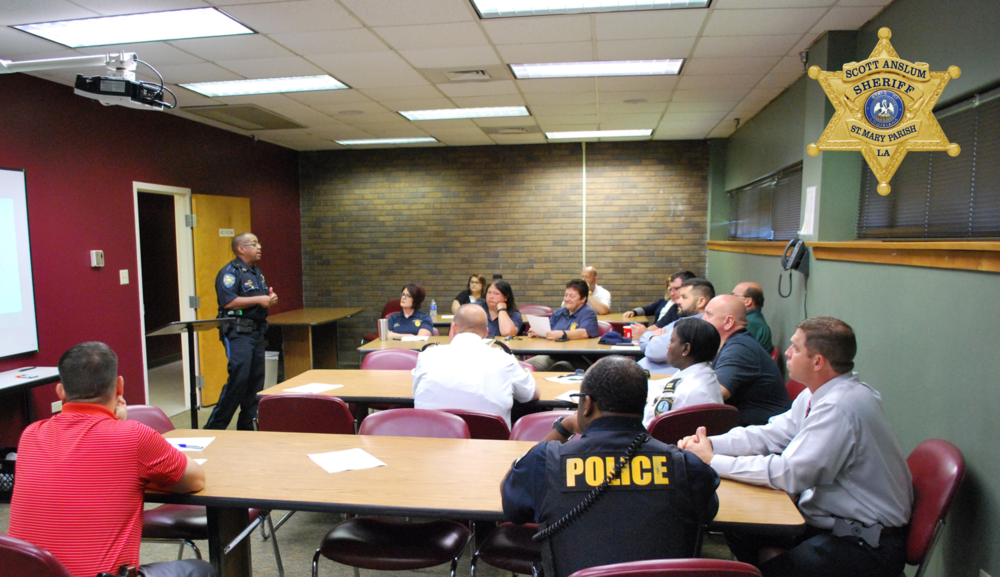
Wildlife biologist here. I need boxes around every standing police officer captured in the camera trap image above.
[205,232,277,430]
[501,356,719,577]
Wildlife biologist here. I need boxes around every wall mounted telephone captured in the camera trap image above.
[779,238,809,298]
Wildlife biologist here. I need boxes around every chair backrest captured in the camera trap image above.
[519,361,536,372]
[258,394,355,435]
[519,305,553,317]
[381,299,403,318]
[510,410,576,441]
[360,348,420,370]
[358,408,470,439]
[431,326,440,336]
[905,439,966,571]
[646,404,740,445]
[0,534,76,577]
[440,408,511,440]
[568,559,762,577]
[127,404,176,434]
[785,379,807,401]
[597,321,613,336]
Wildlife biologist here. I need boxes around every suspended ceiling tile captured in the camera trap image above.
[596,37,696,60]
[437,134,495,145]
[693,34,801,58]
[497,42,593,64]
[309,124,373,139]
[338,0,475,27]
[490,133,546,144]
[212,93,299,107]
[811,6,885,33]
[472,115,539,127]
[449,94,527,108]
[169,35,295,61]
[672,87,751,101]
[595,10,709,40]
[756,71,803,88]
[310,99,393,116]
[379,97,456,111]
[216,56,327,78]
[517,78,596,94]
[667,100,738,112]
[336,111,410,126]
[532,113,600,124]
[168,84,216,107]
[599,102,669,114]
[683,56,780,75]
[158,62,244,84]
[359,84,447,101]
[481,15,592,45]
[437,79,519,97]
[596,76,678,92]
[523,91,597,105]
[535,122,599,131]
[707,124,737,138]
[309,51,430,88]
[221,0,361,34]
[405,119,478,130]
[269,29,389,56]
[69,0,208,16]
[265,102,342,127]
[529,103,598,116]
[399,46,501,69]
[771,55,807,76]
[284,89,375,106]
[835,0,894,6]
[660,111,728,123]
[791,33,820,54]
[703,8,829,36]
[0,0,96,26]
[373,22,489,50]
[597,112,663,125]
[713,0,834,7]
[599,90,670,103]
[678,74,761,89]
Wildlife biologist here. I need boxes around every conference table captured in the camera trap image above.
[433,313,649,329]
[358,336,644,359]
[150,429,805,577]
[267,307,362,379]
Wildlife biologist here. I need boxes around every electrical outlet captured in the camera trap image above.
[120,269,129,284]
[51,400,62,413]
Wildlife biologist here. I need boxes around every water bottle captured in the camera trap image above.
[430,299,438,319]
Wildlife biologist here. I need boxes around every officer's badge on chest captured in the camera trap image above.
[243,279,257,292]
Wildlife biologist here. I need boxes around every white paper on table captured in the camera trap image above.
[440,315,454,320]
[400,336,429,342]
[167,437,216,452]
[283,383,343,394]
[545,375,584,384]
[194,459,208,465]
[308,448,387,474]
[526,315,551,336]
[555,390,580,403]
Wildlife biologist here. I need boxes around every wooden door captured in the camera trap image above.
[191,195,251,406]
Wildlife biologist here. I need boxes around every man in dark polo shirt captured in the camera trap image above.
[732,281,773,353]
[703,295,790,426]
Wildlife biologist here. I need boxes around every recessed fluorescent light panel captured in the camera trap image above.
[399,107,530,121]
[546,130,653,140]
[511,60,683,79]
[13,8,253,48]
[336,137,439,146]
[471,0,709,18]
[181,76,349,97]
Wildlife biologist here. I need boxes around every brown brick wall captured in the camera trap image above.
[299,141,710,366]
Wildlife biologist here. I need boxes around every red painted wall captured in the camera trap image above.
[0,73,302,443]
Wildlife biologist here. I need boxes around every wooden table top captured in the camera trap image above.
[267,307,363,326]
[149,430,804,528]
[597,314,648,324]
[358,336,643,356]
[258,369,635,406]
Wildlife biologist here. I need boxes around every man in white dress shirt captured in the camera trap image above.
[413,304,539,427]
[679,316,912,577]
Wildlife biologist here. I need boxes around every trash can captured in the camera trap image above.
[264,351,280,388]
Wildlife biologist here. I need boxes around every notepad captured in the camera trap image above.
[308,448,387,474]
[283,383,343,394]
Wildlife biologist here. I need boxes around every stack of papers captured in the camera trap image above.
[283,383,343,394]
[545,374,584,384]
[526,315,551,336]
[308,449,387,474]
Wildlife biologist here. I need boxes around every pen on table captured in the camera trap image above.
[19,367,37,371]
[393,338,402,340]
[176,444,204,450]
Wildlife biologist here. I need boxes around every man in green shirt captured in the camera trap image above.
[732,281,773,354]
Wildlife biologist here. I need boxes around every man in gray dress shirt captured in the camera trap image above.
[680,316,912,577]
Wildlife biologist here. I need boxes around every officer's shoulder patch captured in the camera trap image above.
[223,274,236,288]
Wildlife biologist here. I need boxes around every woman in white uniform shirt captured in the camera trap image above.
[643,317,724,428]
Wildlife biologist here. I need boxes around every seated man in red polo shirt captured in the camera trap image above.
[9,341,214,577]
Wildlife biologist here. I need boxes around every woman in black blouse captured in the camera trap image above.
[451,274,486,314]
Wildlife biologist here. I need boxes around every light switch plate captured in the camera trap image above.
[120,269,129,284]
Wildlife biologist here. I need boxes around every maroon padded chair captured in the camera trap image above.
[440,408,511,440]
[127,405,283,575]
[509,410,576,441]
[362,299,404,342]
[471,522,541,577]
[358,408,471,439]
[360,349,420,370]
[568,559,762,577]
[646,404,740,445]
[258,394,356,435]
[597,321,613,336]
[313,409,472,577]
[0,534,75,577]
[519,305,553,317]
[785,379,806,401]
[905,439,966,577]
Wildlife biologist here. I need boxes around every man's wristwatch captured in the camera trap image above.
[552,416,572,438]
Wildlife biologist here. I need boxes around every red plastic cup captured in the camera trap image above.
[623,325,632,339]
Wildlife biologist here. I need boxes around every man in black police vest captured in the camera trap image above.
[501,356,720,577]
[205,232,277,430]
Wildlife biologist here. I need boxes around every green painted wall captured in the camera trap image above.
[709,0,1000,575]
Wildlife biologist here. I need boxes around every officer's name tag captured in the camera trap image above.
[561,453,672,491]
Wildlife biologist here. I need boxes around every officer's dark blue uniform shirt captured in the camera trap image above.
[216,258,269,321]
[387,310,434,335]
[549,304,599,337]
[479,301,523,338]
